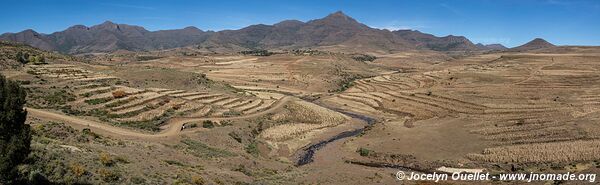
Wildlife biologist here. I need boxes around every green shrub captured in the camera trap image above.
[356,147,371,157]
[202,120,215,128]
[245,142,259,157]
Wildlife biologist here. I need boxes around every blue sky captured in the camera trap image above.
[1,0,599,47]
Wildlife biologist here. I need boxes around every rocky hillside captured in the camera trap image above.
[0,41,75,69]
[393,29,480,51]
[0,22,212,54]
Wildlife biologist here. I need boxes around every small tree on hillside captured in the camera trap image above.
[15,52,30,64]
[0,74,31,183]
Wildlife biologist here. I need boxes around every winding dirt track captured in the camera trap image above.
[27,96,293,140]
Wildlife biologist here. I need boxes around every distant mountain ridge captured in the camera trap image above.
[0,21,212,54]
[1,11,507,54]
[475,43,507,50]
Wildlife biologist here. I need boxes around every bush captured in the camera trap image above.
[28,55,46,65]
[112,90,127,98]
[99,152,114,166]
[69,163,86,177]
[202,120,215,128]
[135,55,163,61]
[351,54,377,62]
[98,168,120,182]
[240,49,272,56]
[356,147,371,157]
[191,175,205,185]
[245,142,259,156]
[130,176,146,184]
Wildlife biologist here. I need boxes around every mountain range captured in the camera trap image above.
[1,11,521,54]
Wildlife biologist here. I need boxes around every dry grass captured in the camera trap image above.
[272,101,348,124]
[118,99,185,122]
[261,123,326,141]
[467,140,600,163]
[261,101,348,141]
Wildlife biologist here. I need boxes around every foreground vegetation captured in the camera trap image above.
[0,74,31,184]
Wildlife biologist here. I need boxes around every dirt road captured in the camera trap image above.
[27,96,293,140]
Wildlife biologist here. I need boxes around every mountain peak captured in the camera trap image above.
[476,43,507,50]
[183,26,201,31]
[21,29,38,34]
[331,11,347,16]
[324,11,352,20]
[92,21,120,30]
[529,38,553,45]
[525,38,555,46]
[101,21,116,25]
[274,20,304,27]
[310,11,363,28]
[67,25,89,30]
[511,38,555,51]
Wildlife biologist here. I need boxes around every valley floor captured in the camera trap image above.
[4,48,600,184]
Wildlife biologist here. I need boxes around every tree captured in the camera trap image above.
[15,52,29,64]
[0,74,31,183]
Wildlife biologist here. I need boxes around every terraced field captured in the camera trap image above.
[25,64,286,130]
[322,52,600,166]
